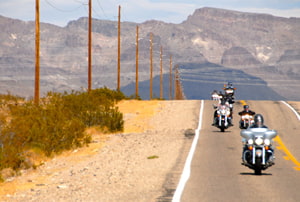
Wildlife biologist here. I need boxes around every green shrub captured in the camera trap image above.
[0,88,126,173]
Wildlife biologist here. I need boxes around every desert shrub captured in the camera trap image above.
[0,88,125,172]
[0,92,24,103]
[49,88,125,130]
[90,87,127,102]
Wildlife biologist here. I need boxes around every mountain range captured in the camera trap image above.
[1,7,300,100]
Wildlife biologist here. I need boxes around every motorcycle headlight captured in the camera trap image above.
[255,137,264,145]
[247,139,254,145]
[264,139,271,146]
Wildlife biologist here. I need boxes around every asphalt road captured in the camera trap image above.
[180,100,300,202]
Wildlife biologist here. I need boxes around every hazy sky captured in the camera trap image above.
[1,0,300,27]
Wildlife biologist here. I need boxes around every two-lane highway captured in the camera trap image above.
[179,100,300,202]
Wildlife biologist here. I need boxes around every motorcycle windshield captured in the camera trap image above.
[240,128,277,140]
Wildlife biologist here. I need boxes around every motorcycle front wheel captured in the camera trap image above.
[254,158,262,175]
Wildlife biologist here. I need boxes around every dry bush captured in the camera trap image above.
[0,88,126,178]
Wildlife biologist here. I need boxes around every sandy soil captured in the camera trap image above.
[288,101,300,113]
[0,100,200,202]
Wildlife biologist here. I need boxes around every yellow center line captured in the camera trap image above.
[274,136,300,170]
[240,100,300,171]
[240,100,247,106]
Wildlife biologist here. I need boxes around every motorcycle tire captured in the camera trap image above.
[254,158,262,175]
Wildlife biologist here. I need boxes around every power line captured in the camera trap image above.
[95,0,108,19]
[44,0,85,12]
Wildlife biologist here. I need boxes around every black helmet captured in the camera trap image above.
[254,114,264,127]
[243,105,249,110]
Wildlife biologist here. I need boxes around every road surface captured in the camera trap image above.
[180,100,300,202]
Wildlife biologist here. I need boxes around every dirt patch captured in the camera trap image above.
[0,100,199,201]
[117,100,161,133]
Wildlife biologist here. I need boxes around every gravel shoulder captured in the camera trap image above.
[0,100,201,202]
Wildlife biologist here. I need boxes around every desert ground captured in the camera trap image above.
[0,100,200,201]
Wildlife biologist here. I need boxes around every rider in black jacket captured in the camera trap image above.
[238,105,255,129]
[238,105,255,116]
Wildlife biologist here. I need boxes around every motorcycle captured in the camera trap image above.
[213,104,232,132]
[224,88,234,96]
[223,94,235,112]
[239,113,254,129]
[211,91,220,101]
[240,128,277,175]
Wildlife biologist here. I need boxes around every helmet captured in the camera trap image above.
[254,114,264,127]
[243,105,249,110]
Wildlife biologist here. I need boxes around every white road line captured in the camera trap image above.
[172,100,204,202]
[281,101,300,121]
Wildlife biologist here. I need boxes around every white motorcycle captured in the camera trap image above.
[239,113,254,129]
[211,92,220,101]
[213,104,232,132]
[240,128,277,175]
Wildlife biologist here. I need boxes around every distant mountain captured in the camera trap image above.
[1,7,300,100]
[176,62,285,100]
[121,62,285,100]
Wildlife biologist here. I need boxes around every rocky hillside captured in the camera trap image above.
[0,7,300,100]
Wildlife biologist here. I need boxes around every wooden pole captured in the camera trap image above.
[175,64,181,99]
[160,46,163,99]
[169,55,172,100]
[88,0,92,92]
[34,0,40,105]
[117,5,121,91]
[149,32,153,100]
[135,25,139,98]
[175,64,178,99]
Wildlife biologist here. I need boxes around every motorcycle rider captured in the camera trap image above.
[249,114,267,128]
[238,105,255,128]
[224,82,235,90]
[242,114,274,163]
[223,82,236,97]
[238,105,255,116]
[223,82,235,114]
[212,96,233,126]
[224,93,235,113]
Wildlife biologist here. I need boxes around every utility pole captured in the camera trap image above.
[135,25,139,98]
[175,64,183,100]
[117,5,121,91]
[149,32,153,100]
[160,46,163,99]
[169,54,172,100]
[88,0,92,92]
[175,64,178,99]
[34,0,40,105]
